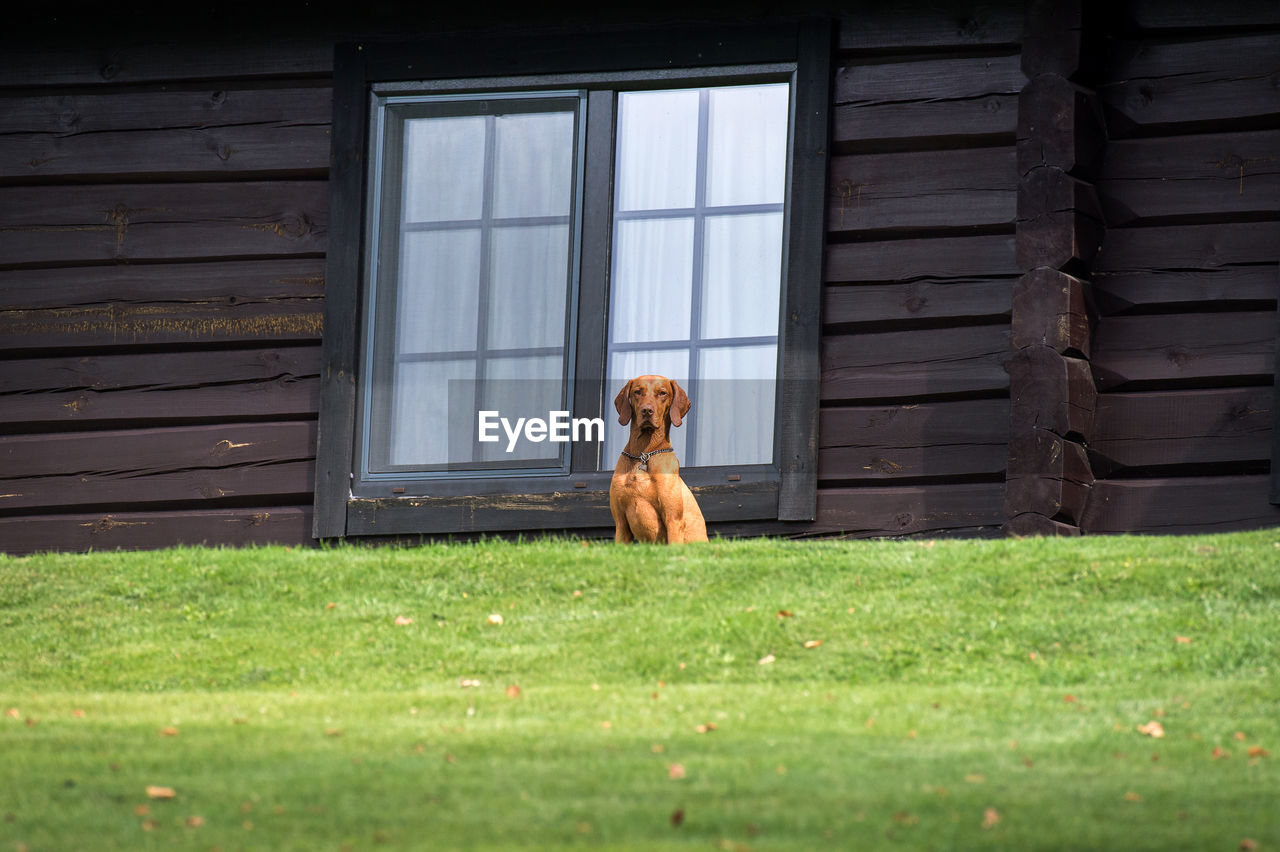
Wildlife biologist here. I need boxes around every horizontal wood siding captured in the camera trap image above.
[808,4,1022,538]
[0,44,325,553]
[1084,7,1280,533]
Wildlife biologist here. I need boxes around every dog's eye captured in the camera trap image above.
[658,390,667,396]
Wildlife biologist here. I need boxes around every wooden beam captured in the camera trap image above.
[1009,268,1092,357]
[821,324,1011,402]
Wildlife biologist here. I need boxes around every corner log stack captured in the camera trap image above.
[1003,0,1106,536]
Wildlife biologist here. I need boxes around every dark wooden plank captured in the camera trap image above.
[1010,268,1091,357]
[777,17,832,522]
[0,507,313,555]
[1093,266,1278,316]
[820,324,1011,402]
[0,347,321,430]
[817,399,1009,481]
[826,147,1017,237]
[1124,0,1280,30]
[1095,222,1280,273]
[1092,312,1276,391]
[0,181,328,268]
[345,480,778,536]
[809,482,1007,536]
[1016,75,1106,178]
[0,86,331,181]
[1099,129,1280,226]
[1015,168,1104,271]
[832,53,1022,151]
[1005,431,1092,523]
[824,234,1018,283]
[837,3,1023,52]
[1099,34,1280,137]
[1082,475,1280,534]
[1091,387,1275,476]
[1007,348,1096,439]
[1021,0,1082,78]
[0,259,324,311]
[0,422,316,513]
[0,39,333,88]
[823,279,1011,329]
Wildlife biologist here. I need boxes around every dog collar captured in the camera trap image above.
[620,448,674,465]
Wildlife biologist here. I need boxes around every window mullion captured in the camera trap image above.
[471,113,498,462]
[685,87,712,467]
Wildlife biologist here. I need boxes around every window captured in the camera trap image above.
[315,22,831,539]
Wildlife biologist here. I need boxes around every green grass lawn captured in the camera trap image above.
[1,531,1278,850]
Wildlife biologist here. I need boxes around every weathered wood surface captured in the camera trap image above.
[1009,269,1091,357]
[1004,430,1093,522]
[833,53,1023,151]
[1016,74,1106,177]
[0,181,328,267]
[0,507,314,556]
[820,324,1011,402]
[1123,0,1280,31]
[1006,348,1095,439]
[1095,222,1280,273]
[1091,312,1276,391]
[0,347,321,430]
[1099,129,1280,226]
[1091,387,1274,476]
[810,482,1006,537]
[1099,34,1280,137]
[824,234,1017,283]
[0,422,316,513]
[823,279,1012,329]
[837,3,1023,52]
[1082,475,1280,534]
[0,39,334,89]
[826,147,1016,236]
[0,86,332,180]
[818,399,1009,482]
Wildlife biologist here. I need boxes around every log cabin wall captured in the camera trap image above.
[1,1,1277,553]
[812,5,1025,537]
[0,34,335,553]
[1081,1,1280,533]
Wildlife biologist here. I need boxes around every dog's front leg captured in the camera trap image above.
[655,476,687,544]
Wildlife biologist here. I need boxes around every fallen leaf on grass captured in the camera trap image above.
[758,654,776,666]
[134,805,150,817]
[459,678,481,688]
[487,613,504,625]
[146,786,176,800]
[325,728,343,737]
[1240,839,1258,851]
[1175,636,1192,645]
[1234,731,1247,741]
[670,808,685,827]
[1212,747,1229,760]
[1137,721,1165,738]
[159,727,179,737]
[695,723,718,734]
[325,602,337,610]
[72,709,85,718]
[394,616,413,626]
[668,763,686,780]
[1063,694,1077,703]
[776,610,794,618]
[892,811,919,826]
[5,708,18,719]
[982,808,1001,830]
[505,684,522,699]
[185,816,205,828]
[1124,791,1143,802]
[964,774,986,784]
[803,640,823,649]
[1247,746,1270,758]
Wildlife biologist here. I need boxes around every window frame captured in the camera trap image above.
[314,20,831,540]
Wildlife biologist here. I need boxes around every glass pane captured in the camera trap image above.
[402,116,486,223]
[602,348,690,469]
[478,356,564,463]
[493,111,576,218]
[488,224,570,351]
[616,90,699,211]
[695,345,776,466]
[706,84,789,207]
[389,359,476,467]
[701,212,783,340]
[397,229,480,355]
[610,217,693,343]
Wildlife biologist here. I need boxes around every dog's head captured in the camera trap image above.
[614,375,691,433]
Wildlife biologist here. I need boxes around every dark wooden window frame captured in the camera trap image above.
[314,20,832,540]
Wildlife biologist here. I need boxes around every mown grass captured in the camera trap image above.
[1,531,1278,850]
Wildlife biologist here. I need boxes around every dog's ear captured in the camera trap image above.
[614,379,633,426]
[668,379,691,428]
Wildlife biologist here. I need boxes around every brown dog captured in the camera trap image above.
[609,375,708,544]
